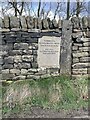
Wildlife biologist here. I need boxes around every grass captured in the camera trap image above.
[1,75,89,116]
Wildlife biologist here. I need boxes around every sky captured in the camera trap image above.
[0,0,90,20]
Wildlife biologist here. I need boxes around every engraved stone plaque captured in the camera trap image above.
[38,36,61,68]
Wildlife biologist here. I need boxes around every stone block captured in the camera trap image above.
[2,69,9,74]
[58,19,62,28]
[72,68,87,75]
[14,56,22,63]
[21,63,31,69]
[73,52,88,58]
[71,17,80,29]
[4,56,14,64]
[79,47,90,52]
[42,19,49,29]
[9,50,22,55]
[10,69,20,75]
[37,18,42,29]
[13,75,26,80]
[0,51,8,57]
[31,62,38,68]
[21,69,28,75]
[22,50,32,55]
[82,17,88,29]
[3,16,9,28]
[0,57,3,65]
[10,16,20,28]
[72,46,78,51]
[73,58,79,63]
[72,32,82,38]
[2,73,15,80]
[20,16,27,29]
[26,16,34,29]
[83,42,90,47]
[34,18,38,28]
[52,19,58,28]
[32,50,37,55]
[2,64,13,69]
[14,62,31,69]
[88,17,90,28]
[14,43,28,50]
[72,63,90,69]
[80,38,90,42]
[28,68,38,73]
[73,43,83,47]
[80,57,90,62]
[22,55,33,62]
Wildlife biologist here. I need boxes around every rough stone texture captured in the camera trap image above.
[42,19,49,29]
[60,20,72,75]
[3,16,9,28]
[10,16,20,28]
[82,17,88,29]
[20,16,27,29]
[26,16,34,29]
[1,16,90,80]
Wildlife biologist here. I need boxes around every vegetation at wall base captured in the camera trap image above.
[1,76,88,117]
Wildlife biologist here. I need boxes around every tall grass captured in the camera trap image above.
[1,76,88,115]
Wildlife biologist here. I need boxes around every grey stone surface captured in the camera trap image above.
[3,16,9,28]
[14,43,28,50]
[4,56,13,64]
[10,16,20,28]
[52,19,57,28]
[20,16,27,29]
[71,17,80,29]
[72,63,90,69]
[82,17,88,29]
[10,69,20,75]
[22,55,33,62]
[38,36,61,68]
[58,19,62,28]
[42,19,49,29]
[73,52,88,57]
[60,20,72,75]
[26,16,34,29]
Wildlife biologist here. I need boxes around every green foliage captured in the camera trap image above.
[2,75,88,115]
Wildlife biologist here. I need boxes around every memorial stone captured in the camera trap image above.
[38,36,61,68]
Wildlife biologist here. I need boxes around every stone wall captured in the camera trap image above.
[0,16,90,80]
[72,17,90,78]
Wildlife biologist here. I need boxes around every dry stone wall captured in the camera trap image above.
[0,16,90,80]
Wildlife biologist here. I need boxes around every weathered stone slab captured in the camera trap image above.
[79,47,90,52]
[73,58,79,63]
[37,18,42,29]
[80,57,90,62]
[72,63,90,69]
[10,69,20,75]
[60,20,72,75]
[71,17,80,29]
[42,19,49,29]
[3,16,9,28]
[73,52,88,57]
[14,43,28,50]
[83,42,90,47]
[10,16,20,28]
[38,36,61,68]
[26,16,34,29]
[72,68,87,74]
[58,19,62,28]
[82,17,88,29]
[20,16,27,29]
[52,19,57,28]
[22,55,33,62]
[34,18,38,28]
